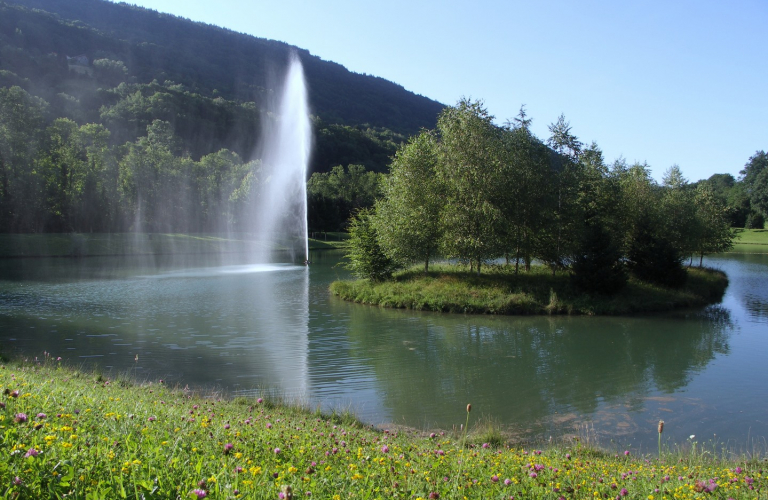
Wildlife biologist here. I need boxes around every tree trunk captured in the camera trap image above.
[699,252,704,267]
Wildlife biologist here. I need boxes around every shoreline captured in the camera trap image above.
[330,265,729,316]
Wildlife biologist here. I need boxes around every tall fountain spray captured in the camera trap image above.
[253,53,311,262]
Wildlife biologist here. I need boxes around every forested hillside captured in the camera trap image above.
[0,0,443,233]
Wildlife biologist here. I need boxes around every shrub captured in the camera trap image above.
[571,221,627,294]
[745,212,765,229]
[627,219,687,289]
[343,208,400,281]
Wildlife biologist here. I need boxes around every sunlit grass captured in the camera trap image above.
[730,228,768,253]
[331,264,728,316]
[1,357,765,498]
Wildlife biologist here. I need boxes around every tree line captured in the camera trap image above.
[345,99,736,293]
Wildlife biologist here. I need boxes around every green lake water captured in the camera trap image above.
[0,251,766,453]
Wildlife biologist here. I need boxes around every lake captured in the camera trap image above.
[1,250,766,454]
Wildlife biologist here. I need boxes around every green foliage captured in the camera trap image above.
[693,184,734,265]
[343,208,400,282]
[307,164,382,232]
[375,130,443,271]
[571,221,627,295]
[436,99,505,273]
[627,218,687,289]
[746,212,765,229]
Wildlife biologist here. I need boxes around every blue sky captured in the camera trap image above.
[122,0,767,183]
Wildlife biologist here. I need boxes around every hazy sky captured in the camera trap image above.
[121,0,767,183]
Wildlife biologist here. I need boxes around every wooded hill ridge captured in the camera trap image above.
[0,0,443,171]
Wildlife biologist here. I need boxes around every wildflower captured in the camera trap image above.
[620,488,628,496]
[257,398,263,404]
[624,450,630,456]
[482,443,490,448]
[274,447,281,454]
[504,478,512,486]
[429,432,436,439]
[491,475,499,483]
[24,448,39,458]
[37,413,47,419]
[428,493,439,499]
[381,445,389,453]
[14,413,27,423]
[13,476,22,486]
[529,472,537,478]
[224,443,234,454]
[192,489,207,499]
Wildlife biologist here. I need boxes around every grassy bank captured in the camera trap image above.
[729,228,768,254]
[1,359,764,499]
[0,233,342,258]
[330,265,728,315]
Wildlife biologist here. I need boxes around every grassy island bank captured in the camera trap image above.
[1,359,764,499]
[330,265,728,316]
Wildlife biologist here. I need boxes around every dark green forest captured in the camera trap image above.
[0,0,439,232]
[0,0,765,238]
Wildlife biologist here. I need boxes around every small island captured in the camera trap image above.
[331,100,734,315]
[331,264,728,315]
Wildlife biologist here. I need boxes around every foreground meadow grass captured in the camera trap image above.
[1,359,765,499]
[330,265,728,316]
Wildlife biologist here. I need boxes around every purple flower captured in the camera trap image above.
[381,445,389,453]
[14,413,27,424]
[624,450,630,456]
[429,432,436,439]
[36,413,46,419]
[192,489,207,499]
[24,448,39,458]
[491,475,499,483]
[529,472,537,479]
[13,477,22,486]
[620,488,628,496]
[257,398,263,404]
[10,390,19,398]
[224,423,230,429]
[565,453,571,459]
[504,478,512,486]
[148,416,156,422]
[733,467,743,474]
[482,443,490,448]
[224,443,234,454]
[274,447,281,454]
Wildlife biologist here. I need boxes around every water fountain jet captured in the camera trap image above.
[251,53,311,263]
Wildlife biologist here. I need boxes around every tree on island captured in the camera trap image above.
[374,131,443,272]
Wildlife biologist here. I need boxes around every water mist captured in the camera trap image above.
[252,53,312,263]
